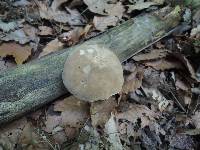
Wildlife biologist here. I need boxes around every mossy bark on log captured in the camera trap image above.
[0,8,181,124]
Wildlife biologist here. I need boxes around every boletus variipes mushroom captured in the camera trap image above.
[62,44,124,102]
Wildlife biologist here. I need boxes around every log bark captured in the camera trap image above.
[0,8,181,124]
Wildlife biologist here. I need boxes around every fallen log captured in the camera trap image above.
[0,7,181,124]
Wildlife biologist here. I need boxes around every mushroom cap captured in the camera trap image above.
[62,44,124,102]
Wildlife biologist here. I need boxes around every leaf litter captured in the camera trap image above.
[0,0,200,149]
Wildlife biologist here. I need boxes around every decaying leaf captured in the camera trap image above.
[59,27,83,46]
[93,16,119,31]
[0,58,16,71]
[0,19,19,32]
[122,65,144,94]
[191,24,200,38]
[64,126,78,139]
[0,117,27,150]
[83,0,124,18]
[176,54,200,82]
[127,1,163,13]
[12,0,31,7]
[90,97,117,127]
[144,58,183,70]
[54,96,90,127]
[51,0,69,11]
[1,29,30,44]
[0,42,32,64]
[38,26,53,35]
[37,0,85,25]
[133,49,169,61]
[192,111,200,129]
[143,87,171,112]
[19,123,49,149]
[169,134,194,149]
[116,104,157,128]
[104,114,123,150]
[43,115,62,133]
[39,38,64,57]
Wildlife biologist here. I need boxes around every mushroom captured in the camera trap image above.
[62,44,124,102]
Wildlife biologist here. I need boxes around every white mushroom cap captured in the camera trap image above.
[62,44,124,102]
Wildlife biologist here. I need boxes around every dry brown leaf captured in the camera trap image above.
[19,123,49,150]
[175,79,190,91]
[82,24,93,37]
[176,55,200,82]
[0,42,32,64]
[1,29,30,44]
[43,115,62,133]
[38,26,53,35]
[192,111,200,129]
[52,130,67,145]
[122,66,144,94]
[51,0,69,11]
[59,27,83,46]
[54,96,90,127]
[83,0,124,18]
[127,1,163,13]
[90,97,117,127]
[93,16,118,31]
[116,104,157,128]
[133,49,169,61]
[39,38,64,57]
[0,117,27,149]
[37,1,85,25]
[64,126,78,139]
[144,58,183,71]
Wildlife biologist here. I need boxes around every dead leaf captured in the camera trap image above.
[39,38,64,57]
[13,0,31,7]
[0,58,16,71]
[51,0,69,11]
[64,126,78,139]
[104,113,123,150]
[132,49,169,61]
[190,24,200,38]
[59,27,83,46]
[1,29,30,44]
[177,55,200,82]
[83,0,124,18]
[90,97,117,127]
[82,24,93,37]
[0,42,32,64]
[54,96,90,127]
[38,26,53,35]
[37,1,85,25]
[192,111,200,129]
[23,24,40,51]
[122,66,144,94]
[0,19,19,32]
[19,123,49,150]
[175,78,190,91]
[116,104,157,128]
[127,1,161,13]
[93,16,119,31]
[144,58,183,71]
[0,117,27,149]
[43,115,62,133]
[52,130,67,145]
